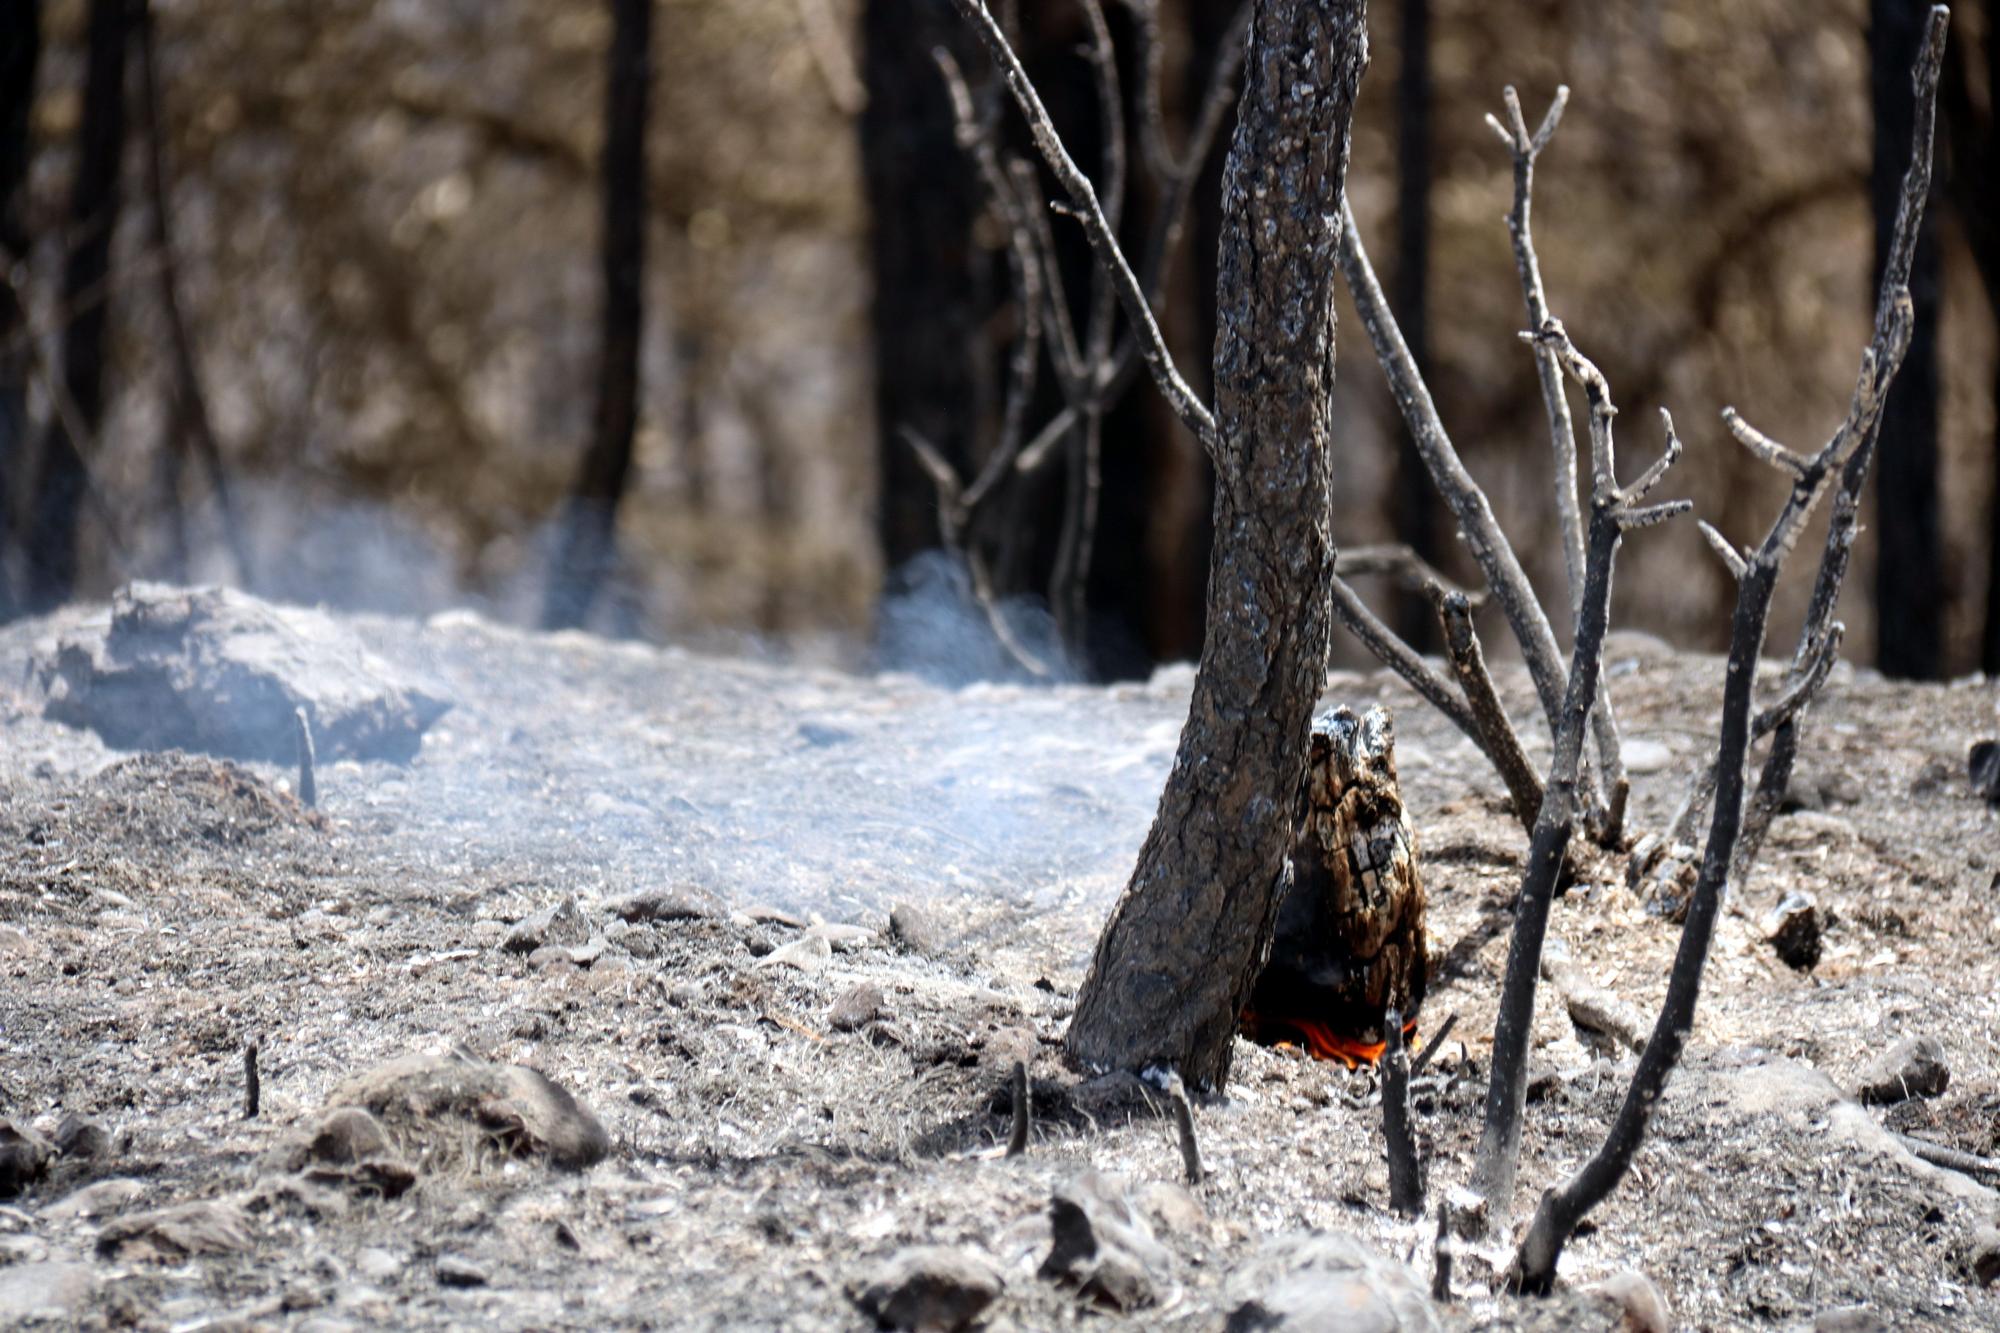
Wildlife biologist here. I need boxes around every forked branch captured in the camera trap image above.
[1511,8,1947,1289]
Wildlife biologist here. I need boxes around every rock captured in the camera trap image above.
[42,1177,144,1221]
[1971,740,1999,804]
[1815,1307,1889,1333]
[435,1254,490,1288]
[1855,1036,1950,1105]
[37,582,448,763]
[1761,891,1823,972]
[1221,1231,1442,1332]
[0,925,30,957]
[601,885,724,923]
[977,1024,1040,1079]
[503,897,591,955]
[307,1107,395,1165]
[1040,1171,1172,1311]
[97,1198,254,1259]
[293,1050,609,1175]
[0,1119,51,1198]
[744,903,805,928]
[853,1245,1004,1332]
[830,983,887,1032]
[356,1247,405,1283]
[1132,1180,1207,1239]
[888,901,946,957]
[809,922,877,951]
[0,1260,95,1321]
[1969,1223,2000,1286]
[757,934,832,974]
[1620,738,1675,775]
[1586,1270,1670,1333]
[52,1112,109,1160]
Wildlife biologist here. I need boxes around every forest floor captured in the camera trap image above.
[1,595,1997,1331]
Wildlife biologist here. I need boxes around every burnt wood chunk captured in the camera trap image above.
[1245,706,1427,1061]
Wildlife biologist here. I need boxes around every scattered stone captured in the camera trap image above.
[1815,1307,1889,1333]
[1221,1231,1442,1332]
[977,1024,1040,1079]
[1586,1269,1670,1333]
[1761,891,1823,972]
[0,925,30,957]
[0,1260,94,1322]
[757,934,832,974]
[830,983,887,1032]
[888,901,945,957]
[853,1245,1003,1332]
[809,922,877,951]
[1971,740,2000,804]
[0,1119,51,1198]
[1132,1180,1207,1240]
[97,1199,254,1259]
[435,1254,490,1288]
[306,1107,395,1165]
[43,1177,144,1221]
[1968,1223,2000,1286]
[1620,737,1674,775]
[51,1112,108,1160]
[356,1247,405,1283]
[1855,1036,1950,1105]
[1040,1171,1172,1311]
[798,722,855,748]
[285,1050,609,1177]
[37,582,448,763]
[744,904,806,928]
[503,897,591,955]
[601,885,724,924]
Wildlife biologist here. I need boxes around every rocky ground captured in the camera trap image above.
[1,591,1997,1331]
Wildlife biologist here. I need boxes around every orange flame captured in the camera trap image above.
[1240,1009,1417,1069]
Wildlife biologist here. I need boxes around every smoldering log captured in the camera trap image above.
[1242,706,1427,1066]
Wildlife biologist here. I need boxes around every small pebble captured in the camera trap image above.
[1855,1036,1950,1105]
[435,1255,489,1288]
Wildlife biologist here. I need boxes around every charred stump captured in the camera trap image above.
[1242,706,1427,1066]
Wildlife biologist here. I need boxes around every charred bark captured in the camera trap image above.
[862,0,990,578]
[544,0,652,630]
[26,0,127,613]
[1390,0,1437,650]
[1870,0,1943,679]
[0,0,39,618]
[1063,0,1366,1089]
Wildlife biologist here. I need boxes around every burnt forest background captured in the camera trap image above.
[0,0,1996,683]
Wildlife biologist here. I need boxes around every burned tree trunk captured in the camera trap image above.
[1870,0,1943,679]
[1390,0,1438,651]
[544,0,652,631]
[0,0,40,619]
[1063,0,1366,1089]
[26,0,127,613]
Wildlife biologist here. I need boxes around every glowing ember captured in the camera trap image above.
[1240,1009,1418,1069]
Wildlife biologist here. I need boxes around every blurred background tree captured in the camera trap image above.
[0,0,1993,680]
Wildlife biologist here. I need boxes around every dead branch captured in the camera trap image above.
[1409,1011,1458,1078]
[1334,201,1572,755]
[243,1042,260,1120]
[1470,323,1688,1232]
[1382,1007,1423,1216]
[1433,590,1543,829]
[1336,543,1483,606]
[293,706,317,810]
[947,0,1217,454]
[1510,11,1946,1290]
[1329,574,1479,741]
[1160,1070,1203,1185]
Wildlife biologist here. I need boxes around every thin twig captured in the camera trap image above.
[1433,590,1543,829]
[243,1042,261,1119]
[1329,574,1479,742]
[1409,1012,1459,1078]
[1383,1007,1423,1216]
[293,707,317,809]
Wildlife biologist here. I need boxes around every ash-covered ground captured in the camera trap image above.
[1,597,1997,1330]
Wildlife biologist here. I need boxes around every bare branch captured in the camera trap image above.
[1698,521,1748,581]
[1330,575,1480,743]
[948,0,1218,452]
[1720,407,1811,478]
[1336,543,1484,605]
[1335,200,1572,747]
[1513,9,1949,1289]
[1434,590,1543,829]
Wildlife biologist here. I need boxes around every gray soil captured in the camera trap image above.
[2,602,1997,1330]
